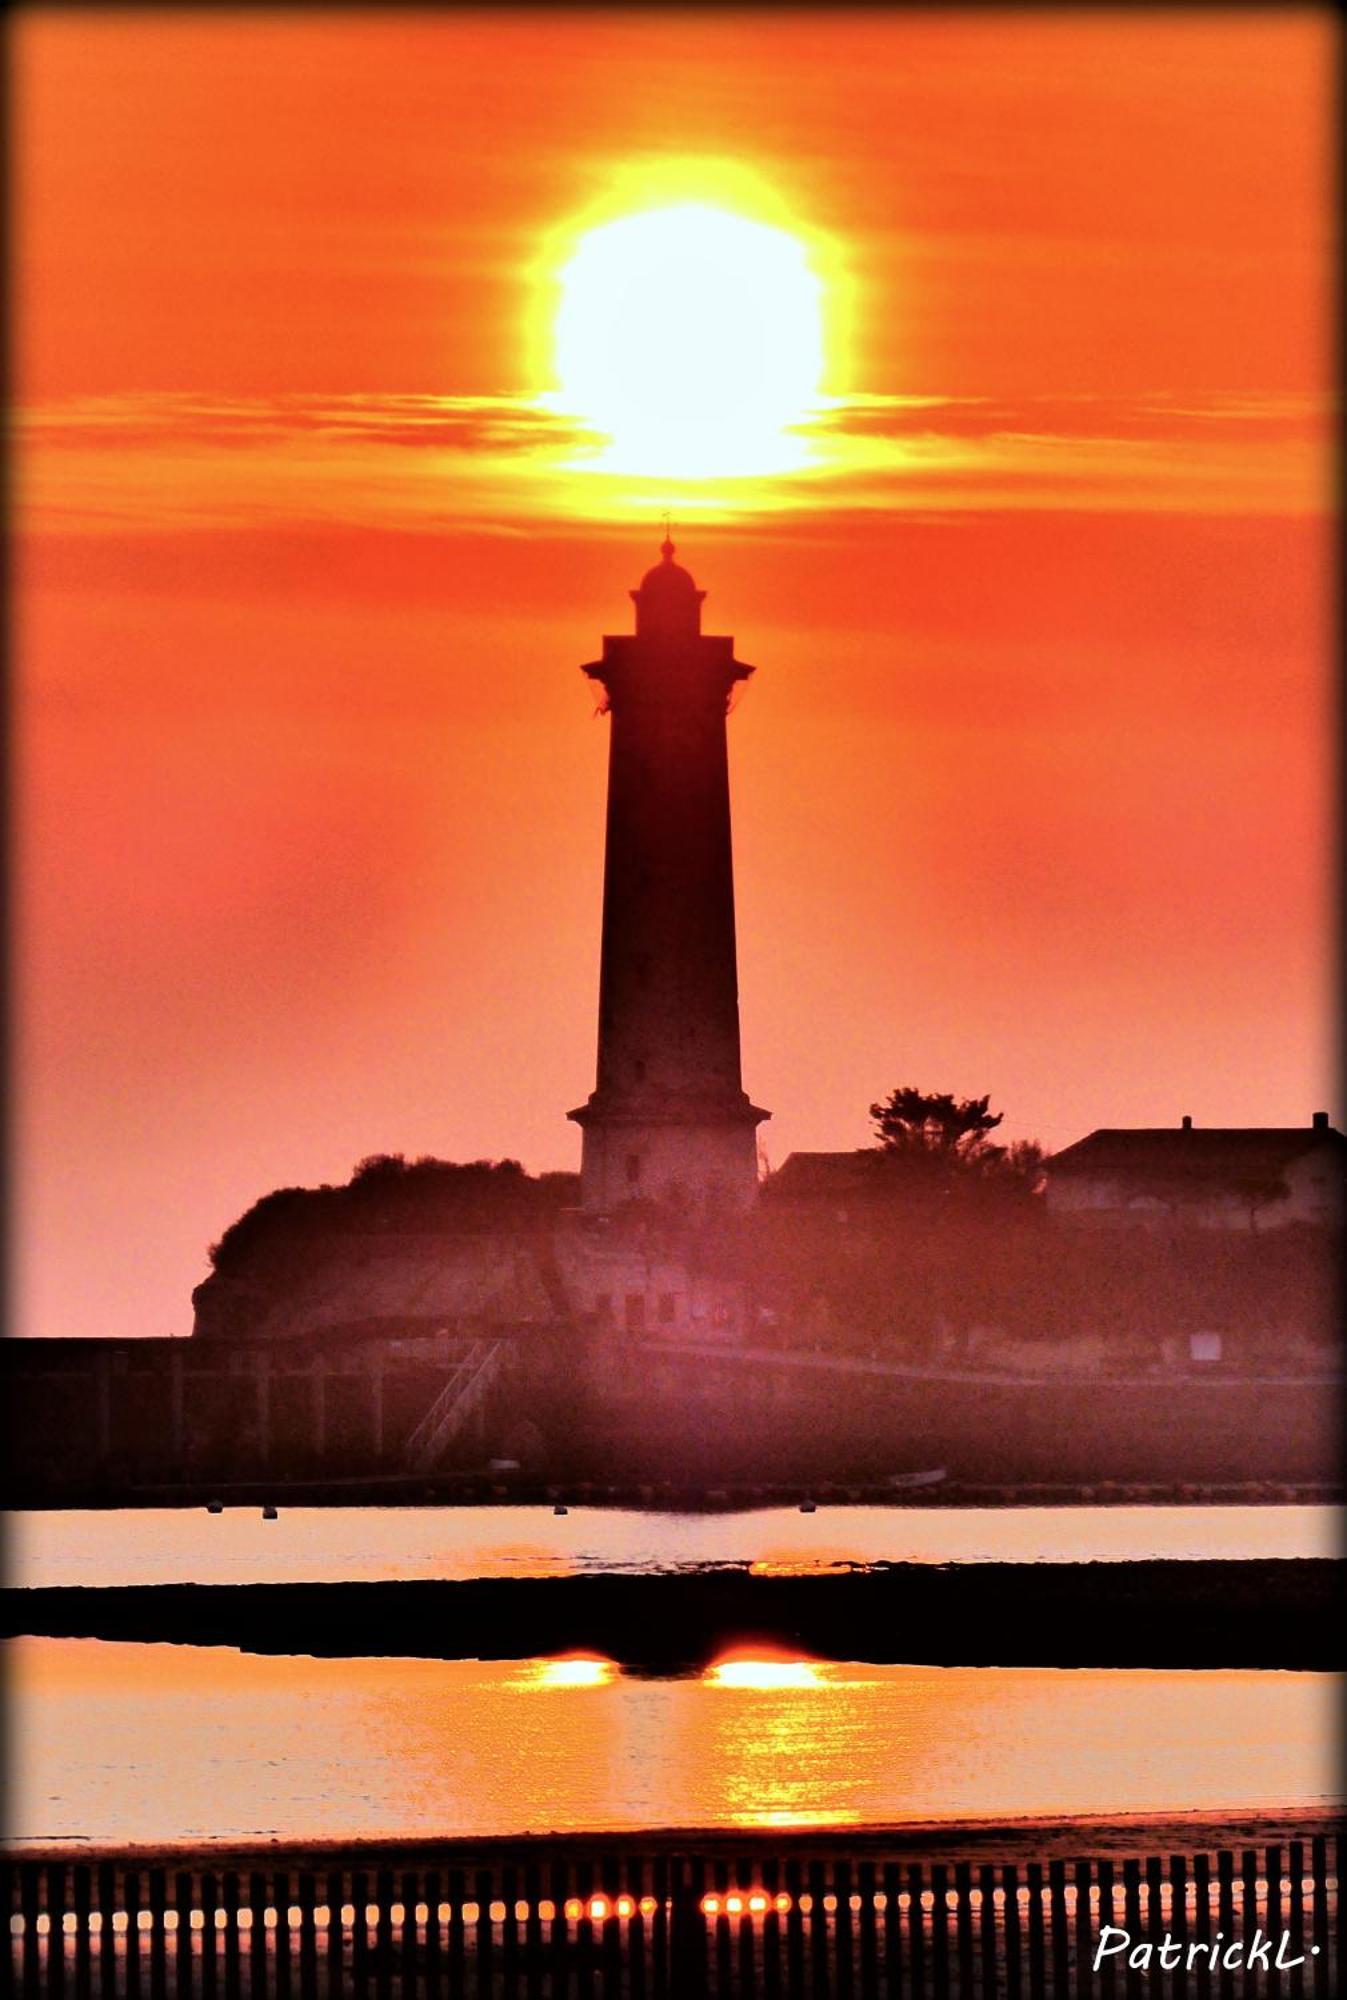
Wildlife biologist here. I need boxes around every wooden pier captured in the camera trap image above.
[7,1818,1339,1997]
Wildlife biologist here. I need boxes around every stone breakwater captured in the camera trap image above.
[7,1558,1341,1669]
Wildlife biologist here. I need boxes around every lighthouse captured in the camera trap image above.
[569,539,769,1212]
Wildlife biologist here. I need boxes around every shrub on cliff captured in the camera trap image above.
[206,1156,580,1276]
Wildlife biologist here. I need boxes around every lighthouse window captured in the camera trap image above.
[624,1153,642,1186]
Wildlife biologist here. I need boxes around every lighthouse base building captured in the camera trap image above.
[571,1111,765,1220]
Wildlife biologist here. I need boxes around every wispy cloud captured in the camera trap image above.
[14,388,1331,532]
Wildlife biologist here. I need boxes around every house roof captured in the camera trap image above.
[1046,1124,1344,1186]
[767,1151,887,1198]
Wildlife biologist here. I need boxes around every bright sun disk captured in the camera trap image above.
[550,202,825,481]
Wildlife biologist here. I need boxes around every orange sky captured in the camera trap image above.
[13,9,1336,1339]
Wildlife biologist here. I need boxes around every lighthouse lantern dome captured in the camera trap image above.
[631,535,705,639]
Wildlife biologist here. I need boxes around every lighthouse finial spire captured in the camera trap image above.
[660,510,675,562]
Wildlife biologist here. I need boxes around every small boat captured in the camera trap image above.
[553,1502,569,1517]
[206,1500,225,1515]
[261,1504,279,1520]
[798,1498,817,1514]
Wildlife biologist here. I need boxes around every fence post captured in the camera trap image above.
[625,1852,648,2000]
[1264,1847,1283,2000]
[1048,1860,1069,1998]
[325,1869,346,2000]
[1095,1860,1115,2000]
[856,1860,877,2000]
[520,1861,542,2000]
[19,1861,42,2000]
[650,1855,670,2000]
[371,1365,385,1462]
[95,1354,112,1461]
[311,1369,327,1462]
[499,1861,521,2000]
[247,1870,267,2000]
[953,1860,973,1999]
[220,1869,239,2000]
[40,1862,64,2000]
[72,1864,93,2000]
[735,1852,757,2000]
[1192,1854,1212,2000]
[124,1868,143,2000]
[147,1868,167,2000]
[1004,1863,1023,2000]
[1170,1855,1188,2000]
[352,1869,372,1996]
[574,1854,596,2000]
[1120,1859,1142,2000]
[170,1350,186,1465]
[908,1863,927,2000]
[1216,1853,1236,2000]
[473,1866,494,2000]
[1074,1859,1093,2000]
[199,1870,219,2000]
[784,1857,805,2000]
[669,1859,707,2000]
[1240,1851,1258,2000]
[808,1858,828,2000]
[1286,1842,1304,2000]
[372,1865,393,2000]
[1309,1837,1328,2000]
[296,1871,318,2000]
[879,1862,901,2000]
[172,1872,193,2000]
[834,1857,854,2000]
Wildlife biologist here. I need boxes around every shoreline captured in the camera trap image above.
[8,1809,1342,1868]
[5,1477,1341,1512]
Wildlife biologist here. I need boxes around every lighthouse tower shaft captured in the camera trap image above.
[569,543,769,1211]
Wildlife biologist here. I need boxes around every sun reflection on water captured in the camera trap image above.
[706,1653,827,1691]
[525,1655,618,1690]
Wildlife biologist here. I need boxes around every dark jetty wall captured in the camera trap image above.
[3,1335,1339,1504]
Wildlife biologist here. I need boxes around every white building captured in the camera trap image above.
[1043,1114,1344,1231]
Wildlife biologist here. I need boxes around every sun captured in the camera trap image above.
[549,201,825,481]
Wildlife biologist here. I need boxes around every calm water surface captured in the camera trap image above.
[7,1638,1337,1848]
[11,1503,1339,1588]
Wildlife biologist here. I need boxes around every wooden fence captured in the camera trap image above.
[6,1832,1339,1998]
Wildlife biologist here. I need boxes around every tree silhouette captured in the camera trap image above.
[869,1088,1005,1165]
[865,1088,1045,1199]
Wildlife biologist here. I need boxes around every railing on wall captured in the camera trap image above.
[7,1831,1339,1998]
[405,1340,507,1471]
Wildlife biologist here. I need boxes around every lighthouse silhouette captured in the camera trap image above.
[569,537,769,1212]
